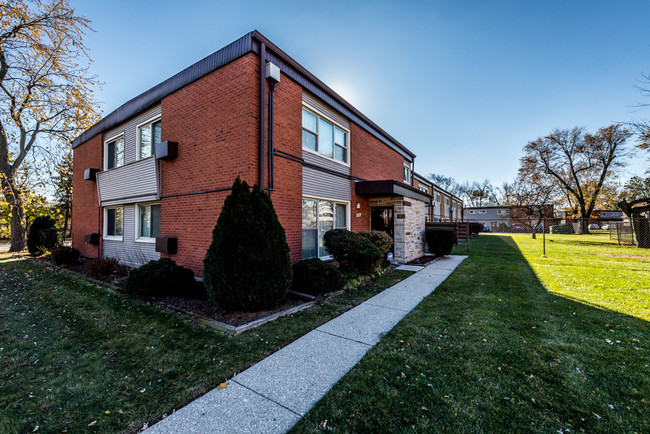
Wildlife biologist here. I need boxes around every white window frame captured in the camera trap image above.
[103,133,125,171]
[103,206,124,241]
[469,210,477,214]
[478,210,487,214]
[135,202,161,243]
[434,193,441,204]
[403,160,412,184]
[136,114,162,160]
[301,104,350,167]
[418,185,428,193]
[302,195,350,260]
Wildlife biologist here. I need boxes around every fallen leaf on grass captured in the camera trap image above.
[88,420,97,426]
[217,382,229,390]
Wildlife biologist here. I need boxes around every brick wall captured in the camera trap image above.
[158,53,260,275]
[349,123,406,232]
[71,133,102,257]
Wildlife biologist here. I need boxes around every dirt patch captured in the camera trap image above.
[158,296,305,327]
[406,255,438,265]
[595,253,650,260]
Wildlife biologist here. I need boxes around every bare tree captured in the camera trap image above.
[521,125,631,233]
[427,173,457,193]
[457,179,499,207]
[502,172,555,238]
[0,0,100,251]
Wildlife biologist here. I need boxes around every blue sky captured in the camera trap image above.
[75,0,650,186]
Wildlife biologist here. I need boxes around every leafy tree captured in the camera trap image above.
[52,151,72,237]
[0,0,100,251]
[521,125,631,232]
[622,176,650,201]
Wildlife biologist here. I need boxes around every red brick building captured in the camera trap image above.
[72,31,440,275]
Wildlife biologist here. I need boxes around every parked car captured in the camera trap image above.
[601,224,610,230]
[512,223,525,230]
[588,223,600,230]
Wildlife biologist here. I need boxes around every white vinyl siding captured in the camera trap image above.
[103,204,160,267]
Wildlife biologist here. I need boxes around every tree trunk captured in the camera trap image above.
[2,177,27,252]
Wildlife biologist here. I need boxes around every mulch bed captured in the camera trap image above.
[46,256,309,327]
[158,296,306,327]
[406,255,438,265]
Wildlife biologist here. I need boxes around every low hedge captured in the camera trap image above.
[125,258,196,298]
[425,228,455,257]
[291,258,343,296]
[357,231,393,256]
[51,246,80,266]
[323,229,383,276]
[550,224,574,234]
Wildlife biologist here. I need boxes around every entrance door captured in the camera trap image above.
[371,206,394,241]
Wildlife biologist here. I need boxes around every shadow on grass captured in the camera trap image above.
[292,234,650,433]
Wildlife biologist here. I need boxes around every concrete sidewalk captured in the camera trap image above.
[148,255,467,433]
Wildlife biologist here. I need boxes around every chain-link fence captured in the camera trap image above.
[452,216,650,255]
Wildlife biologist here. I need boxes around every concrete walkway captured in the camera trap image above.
[148,255,467,433]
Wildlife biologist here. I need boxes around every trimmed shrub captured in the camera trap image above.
[323,229,383,276]
[469,222,484,236]
[87,257,118,278]
[125,258,196,298]
[51,246,80,266]
[27,216,62,255]
[425,228,455,257]
[203,177,292,311]
[550,224,574,234]
[291,258,344,296]
[358,230,393,256]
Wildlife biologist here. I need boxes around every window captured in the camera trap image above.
[105,135,124,170]
[136,203,161,241]
[302,108,347,163]
[403,160,412,184]
[302,198,347,259]
[434,193,441,204]
[104,206,123,240]
[445,198,450,207]
[138,117,162,159]
[497,209,507,215]
[419,185,428,193]
[469,210,477,214]
[478,210,487,214]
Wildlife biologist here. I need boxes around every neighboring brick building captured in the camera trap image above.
[412,172,463,222]
[72,31,444,274]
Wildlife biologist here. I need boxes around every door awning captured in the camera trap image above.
[355,180,431,203]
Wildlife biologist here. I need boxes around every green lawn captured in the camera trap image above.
[292,234,650,433]
[0,254,413,433]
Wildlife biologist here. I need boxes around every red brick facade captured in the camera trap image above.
[71,133,102,258]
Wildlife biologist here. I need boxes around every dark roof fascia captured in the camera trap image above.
[251,31,415,161]
[355,180,431,203]
[73,30,417,161]
[72,33,254,148]
[413,171,432,186]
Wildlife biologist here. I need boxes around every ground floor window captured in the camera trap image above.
[302,198,347,259]
[137,203,161,241]
[104,206,123,240]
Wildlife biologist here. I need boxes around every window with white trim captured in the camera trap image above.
[138,117,162,159]
[104,206,123,240]
[136,203,161,241]
[302,108,348,163]
[419,185,428,193]
[434,193,441,204]
[105,135,124,170]
[478,210,487,214]
[445,198,450,207]
[469,210,477,214]
[302,198,347,259]
[497,209,507,215]
[403,160,412,183]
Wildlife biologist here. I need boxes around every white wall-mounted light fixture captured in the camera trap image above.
[356,201,361,209]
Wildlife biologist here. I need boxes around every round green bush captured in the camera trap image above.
[323,229,382,276]
[425,228,455,257]
[291,258,344,296]
[357,230,393,256]
[125,258,196,298]
[27,215,62,255]
[51,246,80,266]
[203,178,292,311]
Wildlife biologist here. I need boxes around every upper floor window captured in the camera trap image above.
[497,209,507,215]
[136,203,161,241]
[105,135,124,170]
[478,210,487,214]
[302,108,347,163]
[419,185,428,193]
[445,198,450,207]
[104,206,123,240]
[469,210,477,214]
[434,193,441,204]
[138,117,162,159]
[403,160,412,184]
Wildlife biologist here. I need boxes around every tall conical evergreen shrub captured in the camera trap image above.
[203,177,292,311]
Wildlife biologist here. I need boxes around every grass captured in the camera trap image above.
[0,253,413,433]
[291,233,650,433]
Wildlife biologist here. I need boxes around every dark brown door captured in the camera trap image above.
[371,206,394,247]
